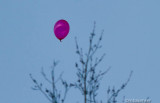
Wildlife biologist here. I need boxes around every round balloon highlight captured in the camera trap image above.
[54,19,70,41]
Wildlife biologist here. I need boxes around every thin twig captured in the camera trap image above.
[41,67,52,84]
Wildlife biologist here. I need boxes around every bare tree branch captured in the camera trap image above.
[30,74,52,103]
[30,60,71,103]
[74,22,109,103]
[107,71,133,103]
[41,67,52,84]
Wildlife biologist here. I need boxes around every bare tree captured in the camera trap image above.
[73,22,133,103]
[30,22,133,103]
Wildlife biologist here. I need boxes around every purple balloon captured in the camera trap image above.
[54,19,70,41]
